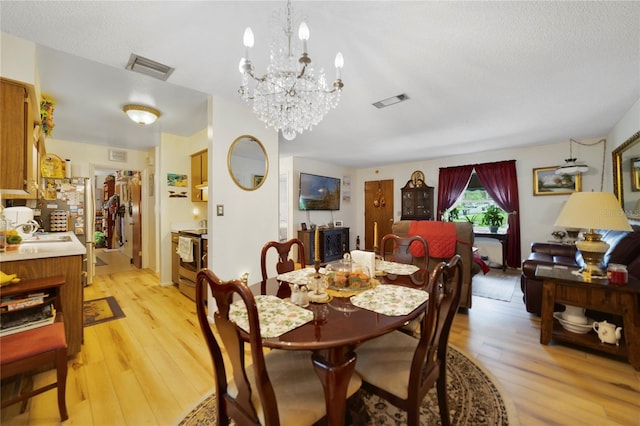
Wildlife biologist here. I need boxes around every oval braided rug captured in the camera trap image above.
[176,345,516,426]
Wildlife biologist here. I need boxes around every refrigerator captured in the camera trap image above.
[37,177,95,286]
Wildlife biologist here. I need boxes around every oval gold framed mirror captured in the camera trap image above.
[227,135,269,191]
[612,130,640,219]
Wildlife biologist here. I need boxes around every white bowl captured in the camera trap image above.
[553,312,594,334]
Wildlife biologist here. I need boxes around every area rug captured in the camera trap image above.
[83,296,125,327]
[472,270,519,302]
[175,345,515,426]
[96,256,108,267]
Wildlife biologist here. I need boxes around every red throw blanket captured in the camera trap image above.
[474,252,490,274]
[408,221,457,258]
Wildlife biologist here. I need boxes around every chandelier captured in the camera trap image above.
[238,0,344,141]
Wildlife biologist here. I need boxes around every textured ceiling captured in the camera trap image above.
[1,1,639,168]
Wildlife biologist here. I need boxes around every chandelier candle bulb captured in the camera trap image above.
[335,52,344,79]
[298,22,309,54]
[243,27,254,59]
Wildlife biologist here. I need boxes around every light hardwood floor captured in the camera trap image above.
[2,266,639,425]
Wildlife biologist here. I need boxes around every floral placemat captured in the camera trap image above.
[276,267,324,285]
[229,295,313,338]
[377,261,419,276]
[350,285,428,316]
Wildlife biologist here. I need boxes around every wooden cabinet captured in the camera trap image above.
[0,78,39,198]
[191,149,208,202]
[400,179,434,220]
[1,255,84,355]
[298,227,349,264]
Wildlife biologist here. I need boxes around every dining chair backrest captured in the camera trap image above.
[260,238,306,296]
[414,254,463,394]
[353,254,463,425]
[380,233,430,287]
[380,233,429,268]
[196,269,277,425]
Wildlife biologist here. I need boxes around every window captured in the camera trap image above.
[443,172,506,227]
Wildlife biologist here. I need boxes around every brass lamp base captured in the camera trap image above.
[575,230,609,277]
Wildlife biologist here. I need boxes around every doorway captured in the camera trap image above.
[94,168,142,273]
[364,180,394,250]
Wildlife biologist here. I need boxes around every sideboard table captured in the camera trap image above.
[536,265,640,370]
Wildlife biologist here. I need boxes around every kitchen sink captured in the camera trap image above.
[22,234,73,243]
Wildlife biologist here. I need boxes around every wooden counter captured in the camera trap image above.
[0,232,85,355]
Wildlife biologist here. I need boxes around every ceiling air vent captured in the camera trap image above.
[125,54,175,81]
[372,93,410,109]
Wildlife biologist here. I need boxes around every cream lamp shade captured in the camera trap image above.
[123,104,160,125]
[554,192,632,275]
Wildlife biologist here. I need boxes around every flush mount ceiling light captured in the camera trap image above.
[123,104,161,126]
[372,93,410,109]
[238,0,344,141]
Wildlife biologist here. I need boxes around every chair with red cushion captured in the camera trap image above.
[0,277,68,421]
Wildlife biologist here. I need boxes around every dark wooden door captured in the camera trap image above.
[131,177,142,269]
[364,180,394,251]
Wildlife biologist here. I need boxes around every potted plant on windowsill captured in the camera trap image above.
[482,205,504,233]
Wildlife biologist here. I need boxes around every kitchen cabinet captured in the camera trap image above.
[0,78,40,198]
[400,179,434,221]
[191,149,208,202]
[298,227,349,264]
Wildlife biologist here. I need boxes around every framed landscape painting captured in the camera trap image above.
[533,166,581,196]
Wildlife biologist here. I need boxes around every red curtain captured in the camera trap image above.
[436,165,474,220]
[475,160,521,268]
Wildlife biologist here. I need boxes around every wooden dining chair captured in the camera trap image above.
[379,233,430,286]
[260,238,306,297]
[196,268,361,426]
[354,254,463,426]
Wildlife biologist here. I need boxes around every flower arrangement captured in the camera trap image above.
[551,230,566,241]
[40,95,56,136]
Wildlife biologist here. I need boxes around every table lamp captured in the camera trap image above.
[554,192,632,276]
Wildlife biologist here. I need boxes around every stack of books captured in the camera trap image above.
[0,292,55,336]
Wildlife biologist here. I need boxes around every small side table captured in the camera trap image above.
[535,265,640,370]
[474,231,508,271]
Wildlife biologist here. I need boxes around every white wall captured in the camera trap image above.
[353,138,609,262]
[280,157,357,247]
[208,96,279,284]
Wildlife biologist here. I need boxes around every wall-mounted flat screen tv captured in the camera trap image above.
[298,172,341,211]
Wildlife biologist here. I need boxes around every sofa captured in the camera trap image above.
[520,229,640,315]
[392,220,479,309]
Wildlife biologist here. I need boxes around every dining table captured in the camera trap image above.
[237,262,429,425]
